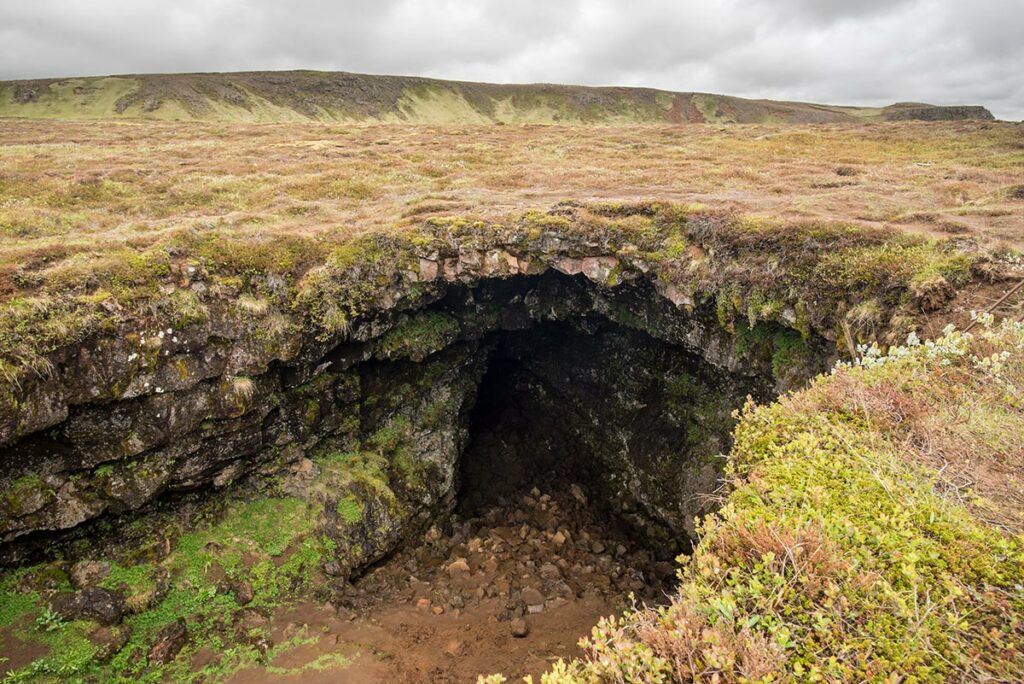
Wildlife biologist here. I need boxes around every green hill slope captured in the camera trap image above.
[0,70,996,124]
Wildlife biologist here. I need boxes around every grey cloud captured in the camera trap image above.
[1,0,1021,119]
[763,0,915,23]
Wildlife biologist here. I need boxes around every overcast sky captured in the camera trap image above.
[2,0,1022,120]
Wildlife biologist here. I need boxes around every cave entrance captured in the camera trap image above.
[455,312,755,551]
[338,305,766,680]
[458,331,614,519]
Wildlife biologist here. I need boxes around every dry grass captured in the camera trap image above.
[0,119,1021,304]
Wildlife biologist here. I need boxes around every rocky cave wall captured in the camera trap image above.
[0,250,830,573]
[459,317,764,545]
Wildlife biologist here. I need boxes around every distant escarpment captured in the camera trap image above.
[883,103,996,121]
[0,70,997,124]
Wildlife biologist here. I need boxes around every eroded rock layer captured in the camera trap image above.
[4,203,986,575]
[1,268,792,569]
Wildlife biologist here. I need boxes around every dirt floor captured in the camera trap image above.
[225,482,675,683]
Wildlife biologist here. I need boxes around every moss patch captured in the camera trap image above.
[0,495,334,682]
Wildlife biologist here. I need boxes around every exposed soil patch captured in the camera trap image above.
[229,481,673,682]
[919,273,1024,340]
[0,622,50,675]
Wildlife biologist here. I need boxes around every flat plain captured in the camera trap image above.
[2,119,1022,307]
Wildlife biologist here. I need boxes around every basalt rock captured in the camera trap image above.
[148,618,188,666]
[52,586,125,626]
[3,209,966,581]
[69,559,111,589]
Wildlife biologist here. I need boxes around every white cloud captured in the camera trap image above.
[1,0,1021,119]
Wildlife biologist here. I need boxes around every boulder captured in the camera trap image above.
[148,618,188,665]
[53,587,125,625]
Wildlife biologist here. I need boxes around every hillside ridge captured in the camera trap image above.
[0,69,997,124]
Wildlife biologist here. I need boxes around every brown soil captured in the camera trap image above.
[0,623,49,676]
[228,597,614,683]
[228,483,674,682]
[919,274,1024,340]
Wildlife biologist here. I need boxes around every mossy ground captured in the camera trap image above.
[0,495,343,682]
[0,381,462,681]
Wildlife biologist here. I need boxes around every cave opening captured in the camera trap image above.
[442,272,770,552]
[345,269,782,574]
[455,317,710,558]
[332,278,778,679]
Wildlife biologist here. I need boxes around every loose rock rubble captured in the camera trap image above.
[332,481,677,631]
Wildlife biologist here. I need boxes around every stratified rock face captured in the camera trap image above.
[0,221,835,574]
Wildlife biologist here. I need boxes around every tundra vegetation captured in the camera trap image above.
[0,96,1021,682]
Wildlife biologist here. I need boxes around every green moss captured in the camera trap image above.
[909,250,975,289]
[0,495,333,682]
[110,498,321,676]
[201,497,313,558]
[419,398,449,429]
[744,290,785,327]
[769,328,810,381]
[650,233,689,261]
[3,621,98,683]
[521,209,572,232]
[811,242,977,302]
[0,571,41,627]
[174,230,322,285]
[733,320,815,386]
[302,398,321,428]
[0,295,105,376]
[376,311,460,361]
[335,495,364,524]
[715,286,743,332]
[99,562,157,604]
[390,450,426,490]
[314,450,392,500]
[1,474,55,517]
[365,417,410,456]
[168,290,208,329]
